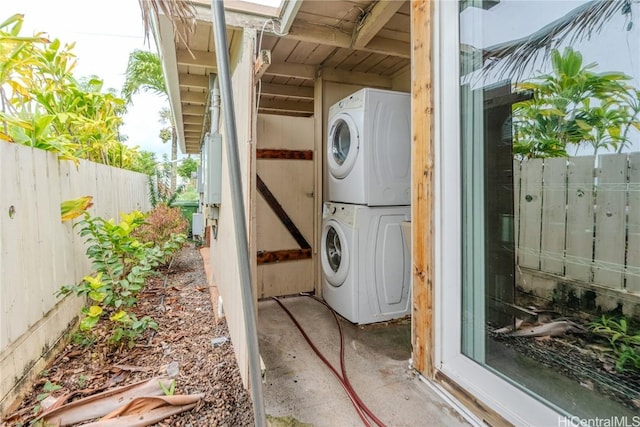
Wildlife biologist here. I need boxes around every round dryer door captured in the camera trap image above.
[321,220,349,287]
[327,113,359,179]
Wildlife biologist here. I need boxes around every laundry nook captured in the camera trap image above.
[150,1,475,424]
[151,0,640,424]
[322,87,412,325]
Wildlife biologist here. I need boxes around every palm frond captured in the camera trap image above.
[480,0,628,80]
[138,0,196,48]
[121,49,166,104]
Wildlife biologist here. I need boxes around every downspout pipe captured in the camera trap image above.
[209,74,220,134]
[210,1,267,426]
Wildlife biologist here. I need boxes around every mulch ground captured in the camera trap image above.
[3,243,254,426]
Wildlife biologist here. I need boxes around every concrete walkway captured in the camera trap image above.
[258,296,473,427]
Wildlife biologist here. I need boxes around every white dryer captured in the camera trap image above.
[327,88,411,206]
[321,202,411,325]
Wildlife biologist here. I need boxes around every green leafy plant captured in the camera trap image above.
[108,310,158,348]
[57,209,184,348]
[1,13,146,171]
[177,157,198,180]
[31,380,62,415]
[589,315,640,372]
[513,47,640,159]
[148,163,184,209]
[76,375,88,389]
[71,331,96,348]
[159,379,176,396]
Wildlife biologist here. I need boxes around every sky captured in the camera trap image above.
[4,0,173,160]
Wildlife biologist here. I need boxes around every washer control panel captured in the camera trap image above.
[323,202,356,227]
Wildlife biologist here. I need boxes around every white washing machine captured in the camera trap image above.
[327,88,411,206]
[321,202,411,325]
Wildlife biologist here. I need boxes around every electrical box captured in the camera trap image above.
[205,133,222,206]
[192,213,205,238]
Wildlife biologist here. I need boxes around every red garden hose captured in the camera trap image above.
[272,296,386,427]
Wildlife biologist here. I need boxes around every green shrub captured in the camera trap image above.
[58,210,185,348]
[589,315,640,372]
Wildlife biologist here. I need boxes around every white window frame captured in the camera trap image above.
[434,1,566,425]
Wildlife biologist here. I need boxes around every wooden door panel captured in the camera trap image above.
[256,115,315,298]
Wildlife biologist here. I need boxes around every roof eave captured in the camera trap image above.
[152,12,188,154]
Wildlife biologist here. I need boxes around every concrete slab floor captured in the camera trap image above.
[258,296,472,427]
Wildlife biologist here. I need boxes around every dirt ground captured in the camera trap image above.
[2,243,254,426]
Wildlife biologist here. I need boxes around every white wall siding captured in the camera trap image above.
[209,27,256,387]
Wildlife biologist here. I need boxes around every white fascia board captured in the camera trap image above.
[151,13,187,155]
[277,0,302,34]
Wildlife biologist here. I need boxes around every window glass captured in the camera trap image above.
[460,0,640,417]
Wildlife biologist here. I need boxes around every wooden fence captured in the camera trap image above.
[515,153,640,294]
[0,143,150,413]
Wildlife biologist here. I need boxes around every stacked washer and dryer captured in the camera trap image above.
[321,88,412,325]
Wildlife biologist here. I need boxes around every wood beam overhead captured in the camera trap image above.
[184,124,202,133]
[180,91,206,105]
[318,67,392,88]
[183,117,204,125]
[287,22,410,58]
[260,83,314,100]
[177,49,217,69]
[287,21,350,49]
[353,1,406,49]
[258,99,314,114]
[366,37,410,59]
[182,105,204,116]
[224,9,273,31]
[263,62,316,80]
[179,74,209,89]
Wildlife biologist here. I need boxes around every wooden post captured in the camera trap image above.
[411,0,434,378]
[254,49,271,80]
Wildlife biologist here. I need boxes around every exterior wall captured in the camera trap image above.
[209,27,256,388]
[0,143,150,414]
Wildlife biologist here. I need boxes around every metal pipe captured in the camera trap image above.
[210,1,266,426]
[210,74,220,134]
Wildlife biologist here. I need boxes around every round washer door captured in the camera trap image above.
[327,113,359,179]
[321,220,349,287]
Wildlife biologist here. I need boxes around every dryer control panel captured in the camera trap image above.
[328,91,364,117]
